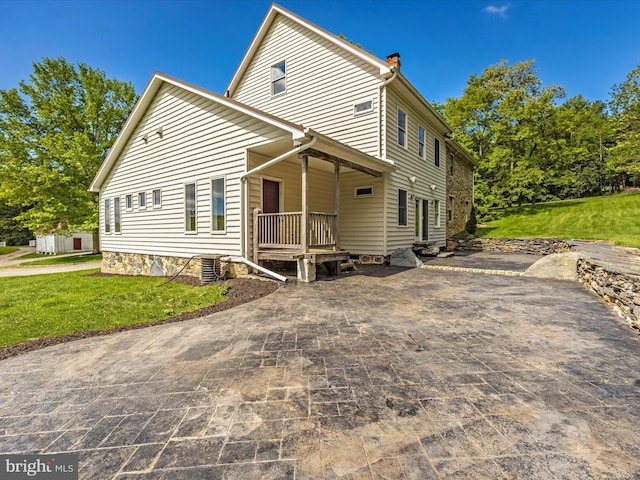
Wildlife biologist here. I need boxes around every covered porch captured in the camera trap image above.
[246,137,393,281]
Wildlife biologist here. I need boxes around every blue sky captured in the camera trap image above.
[2,0,639,104]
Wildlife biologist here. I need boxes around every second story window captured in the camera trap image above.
[271,61,286,96]
[434,138,440,167]
[418,126,425,158]
[397,108,407,147]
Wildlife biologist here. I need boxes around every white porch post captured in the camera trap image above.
[300,153,309,253]
[334,163,340,251]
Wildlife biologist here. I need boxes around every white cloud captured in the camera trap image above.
[484,5,509,17]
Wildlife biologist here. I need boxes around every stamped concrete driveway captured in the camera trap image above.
[1,266,640,479]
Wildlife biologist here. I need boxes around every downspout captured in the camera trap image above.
[378,69,398,159]
[378,69,397,256]
[239,134,318,259]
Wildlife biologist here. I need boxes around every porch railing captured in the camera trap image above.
[256,211,337,250]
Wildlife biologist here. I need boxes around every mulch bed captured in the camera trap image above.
[0,277,279,361]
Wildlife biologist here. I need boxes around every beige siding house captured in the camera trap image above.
[90,3,473,282]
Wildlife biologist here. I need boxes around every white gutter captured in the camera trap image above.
[239,135,318,259]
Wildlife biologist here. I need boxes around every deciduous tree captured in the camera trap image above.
[0,57,137,250]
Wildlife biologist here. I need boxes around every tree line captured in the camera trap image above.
[436,59,640,218]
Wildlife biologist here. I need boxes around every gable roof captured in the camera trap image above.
[89,71,309,192]
[226,3,393,97]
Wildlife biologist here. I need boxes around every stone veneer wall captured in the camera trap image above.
[451,237,573,255]
[451,236,640,331]
[446,150,475,238]
[102,251,203,278]
[577,259,640,330]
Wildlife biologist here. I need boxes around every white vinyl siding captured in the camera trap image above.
[339,171,385,255]
[232,14,381,156]
[383,87,448,251]
[99,83,290,258]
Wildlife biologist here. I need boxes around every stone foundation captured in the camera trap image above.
[102,251,203,278]
[451,237,573,255]
[578,260,640,330]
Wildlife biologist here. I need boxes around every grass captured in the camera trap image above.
[17,252,49,259]
[19,253,102,266]
[0,269,227,347]
[0,246,19,255]
[476,192,640,248]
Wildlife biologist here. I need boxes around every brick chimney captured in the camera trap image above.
[386,52,401,70]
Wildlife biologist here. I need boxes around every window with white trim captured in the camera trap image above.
[434,199,441,227]
[126,194,132,210]
[138,192,146,209]
[152,189,161,207]
[104,199,111,233]
[114,197,121,233]
[398,189,408,226]
[271,61,286,96]
[354,100,373,115]
[211,177,225,232]
[418,125,425,158]
[185,183,197,232]
[397,108,407,147]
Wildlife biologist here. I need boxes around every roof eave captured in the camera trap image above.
[90,71,308,192]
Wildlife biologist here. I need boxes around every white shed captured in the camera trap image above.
[35,233,94,255]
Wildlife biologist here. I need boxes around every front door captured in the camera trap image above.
[262,179,280,213]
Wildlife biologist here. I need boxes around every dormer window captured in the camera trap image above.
[271,61,286,96]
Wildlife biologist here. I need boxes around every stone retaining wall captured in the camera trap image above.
[451,236,640,331]
[451,237,573,255]
[102,251,203,278]
[577,260,640,330]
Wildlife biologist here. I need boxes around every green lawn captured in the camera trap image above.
[0,270,227,347]
[17,252,49,260]
[0,246,19,255]
[476,192,640,248]
[19,253,102,266]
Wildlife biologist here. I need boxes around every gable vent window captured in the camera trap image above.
[271,61,286,96]
[354,100,373,115]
